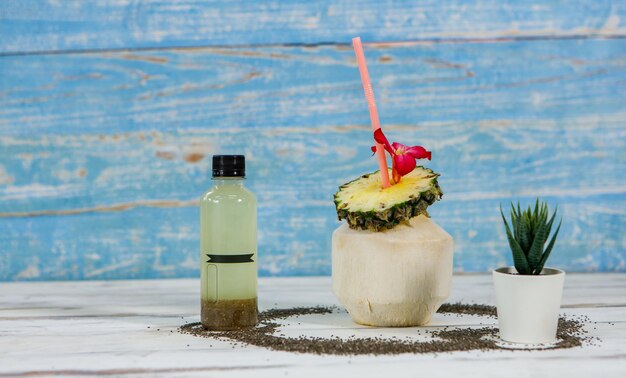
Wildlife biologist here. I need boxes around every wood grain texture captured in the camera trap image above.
[1,1,625,54]
[0,276,625,377]
[1,38,625,280]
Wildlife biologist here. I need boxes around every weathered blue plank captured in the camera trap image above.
[1,0,625,54]
[0,38,625,280]
[2,39,626,138]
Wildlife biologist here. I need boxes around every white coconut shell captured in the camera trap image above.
[332,215,454,327]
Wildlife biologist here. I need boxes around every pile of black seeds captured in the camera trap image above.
[178,303,591,355]
[438,302,497,317]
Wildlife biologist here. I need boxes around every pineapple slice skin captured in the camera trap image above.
[333,167,443,231]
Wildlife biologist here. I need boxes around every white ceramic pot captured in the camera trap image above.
[332,215,454,327]
[493,267,565,344]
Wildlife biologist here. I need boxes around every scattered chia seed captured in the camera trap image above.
[178,303,591,355]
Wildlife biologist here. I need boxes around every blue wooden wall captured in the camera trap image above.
[1,1,625,280]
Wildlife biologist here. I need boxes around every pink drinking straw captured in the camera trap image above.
[352,37,391,188]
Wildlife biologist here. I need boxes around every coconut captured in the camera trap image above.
[332,215,454,327]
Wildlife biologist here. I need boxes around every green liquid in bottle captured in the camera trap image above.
[200,156,257,330]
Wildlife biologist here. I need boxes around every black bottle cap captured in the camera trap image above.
[212,155,245,178]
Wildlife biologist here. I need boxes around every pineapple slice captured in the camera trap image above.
[334,167,442,231]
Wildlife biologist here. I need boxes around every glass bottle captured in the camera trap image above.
[200,155,257,330]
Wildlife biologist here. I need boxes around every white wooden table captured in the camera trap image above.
[1,275,625,377]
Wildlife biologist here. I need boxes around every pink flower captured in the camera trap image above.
[371,129,431,183]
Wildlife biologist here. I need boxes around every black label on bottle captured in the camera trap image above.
[206,254,254,263]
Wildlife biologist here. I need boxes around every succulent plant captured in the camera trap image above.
[500,199,562,275]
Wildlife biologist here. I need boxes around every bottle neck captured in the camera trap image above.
[212,177,244,187]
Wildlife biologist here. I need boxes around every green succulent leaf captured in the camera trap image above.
[536,219,562,274]
[527,220,548,272]
[544,205,558,239]
[501,206,530,274]
[527,203,554,273]
[511,203,520,243]
[518,211,530,255]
